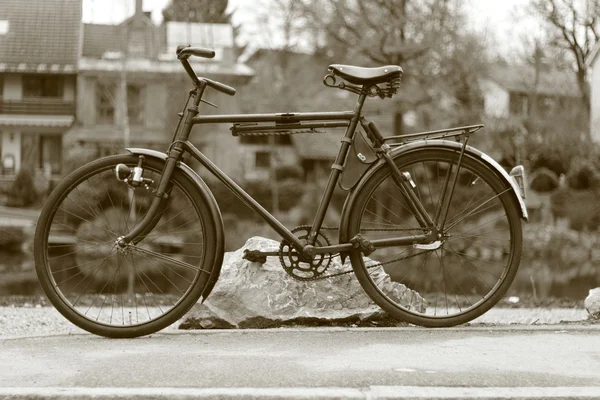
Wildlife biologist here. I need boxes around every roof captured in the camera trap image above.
[0,0,82,73]
[81,21,251,76]
[0,115,74,127]
[79,58,254,76]
[83,22,235,60]
[291,132,341,160]
[82,23,128,58]
[485,63,580,98]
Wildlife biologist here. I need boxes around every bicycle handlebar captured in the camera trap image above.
[204,78,236,96]
[176,45,215,60]
[176,45,237,97]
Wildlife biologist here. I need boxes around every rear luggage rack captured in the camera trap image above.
[384,124,484,145]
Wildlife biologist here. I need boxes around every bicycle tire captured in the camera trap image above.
[347,148,523,327]
[34,154,220,338]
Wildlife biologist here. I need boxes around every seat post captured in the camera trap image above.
[307,92,368,246]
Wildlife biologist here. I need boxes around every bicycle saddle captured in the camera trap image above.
[328,64,403,85]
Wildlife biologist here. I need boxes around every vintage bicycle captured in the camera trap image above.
[34,46,528,338]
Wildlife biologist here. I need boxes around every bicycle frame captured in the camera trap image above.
[121,81,450,257]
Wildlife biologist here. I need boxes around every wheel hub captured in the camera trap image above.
[115,236,131,254]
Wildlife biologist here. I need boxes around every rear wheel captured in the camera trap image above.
[348,148,523,327]
[34,155,219,338]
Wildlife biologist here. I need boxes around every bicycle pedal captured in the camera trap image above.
[242,249,267,264]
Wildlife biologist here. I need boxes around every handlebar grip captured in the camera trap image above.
[176,45,216,60]
[205,78,236,96]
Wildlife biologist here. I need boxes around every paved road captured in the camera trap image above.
[1,326,600,399]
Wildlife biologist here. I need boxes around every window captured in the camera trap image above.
[127,84,145,125]
[96,82,116,124]
[255,151,271,168]
[509,93,528,117]
[39,134,62,174]
[22,75,63,98]
[538,96,556,115]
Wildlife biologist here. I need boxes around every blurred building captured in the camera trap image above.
[589,42,600,142]
[240,48,396,183]
[480,63,581,123]
[66,0,253,179]
[0,0,81,187]
[0,0,254,185]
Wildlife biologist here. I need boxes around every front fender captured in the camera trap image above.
[338,140,528,249]
[126,148,224,301]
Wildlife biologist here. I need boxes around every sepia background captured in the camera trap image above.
[0,0,599,306]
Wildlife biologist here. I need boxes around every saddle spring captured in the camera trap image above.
[378,76,402,98]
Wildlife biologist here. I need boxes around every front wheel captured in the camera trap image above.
[34,155,220,338]
[347,148,523,327]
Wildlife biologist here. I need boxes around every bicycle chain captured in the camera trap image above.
[283,225,432,282]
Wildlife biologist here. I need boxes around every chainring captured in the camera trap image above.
[279,225,332,281]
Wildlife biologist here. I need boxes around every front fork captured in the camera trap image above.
[118,84,206,246]
[114,154,177,246]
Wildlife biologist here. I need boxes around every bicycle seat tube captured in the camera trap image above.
[120,81,208,245]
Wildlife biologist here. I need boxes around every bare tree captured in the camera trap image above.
[300,0,489,132]
[531,0,600,110]
[162,0,231,23]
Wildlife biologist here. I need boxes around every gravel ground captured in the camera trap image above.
[0,306,182,338]
[0,303,592,338]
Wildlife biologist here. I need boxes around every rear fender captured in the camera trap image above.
[126,148,224,301]
[337,140,528,260]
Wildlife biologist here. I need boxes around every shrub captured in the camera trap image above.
[0,226,26,252]
[566,157,600,190]
[551,189,600,232]
[6,170,38,207]
[529,168,559,192]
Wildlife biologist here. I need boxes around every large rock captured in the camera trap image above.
[585,287,600,319]
[180,236,424,329]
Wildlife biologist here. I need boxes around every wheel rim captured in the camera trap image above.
[356,155,517,320]
[40,160,207,328]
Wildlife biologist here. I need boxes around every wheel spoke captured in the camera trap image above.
[352,150,520,327]
[36,156,213,337]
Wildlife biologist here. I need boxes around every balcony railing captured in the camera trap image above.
[0,97,75,115]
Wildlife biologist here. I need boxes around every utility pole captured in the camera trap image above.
[121,1,132,150]
[122,1,133,294]
[530,40,543,123]
[121,51,130,149]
